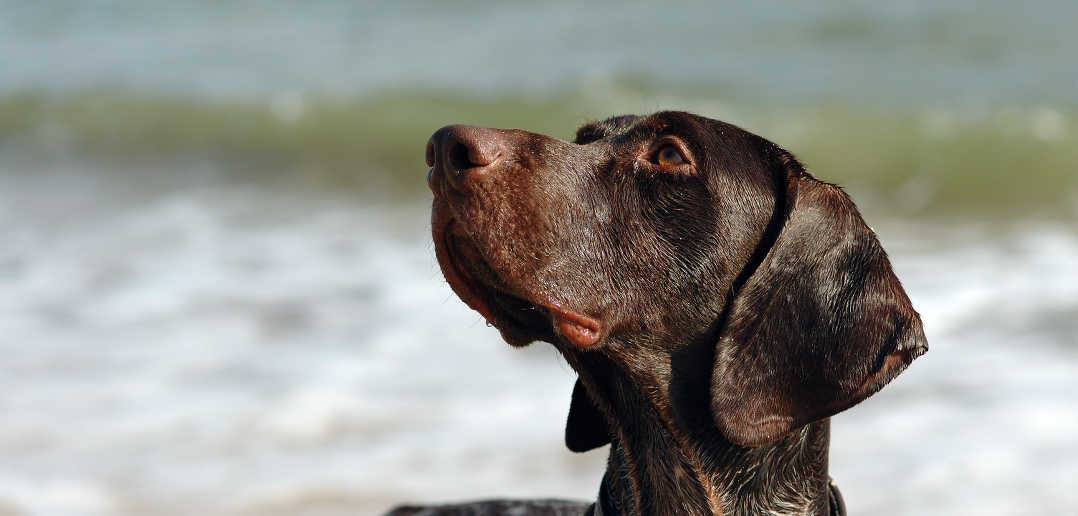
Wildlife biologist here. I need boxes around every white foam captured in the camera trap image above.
[1,170,1074,515]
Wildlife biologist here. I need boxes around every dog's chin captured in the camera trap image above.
[485,287,557,348]
[498,325,547,349]
[433,221,556,348]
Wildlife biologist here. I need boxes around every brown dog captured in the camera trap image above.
[393,112,926,515]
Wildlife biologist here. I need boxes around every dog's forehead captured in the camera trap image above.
[573,114,642,144]
[574,111,721,146]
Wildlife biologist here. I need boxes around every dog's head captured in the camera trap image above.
[428,111,926,447]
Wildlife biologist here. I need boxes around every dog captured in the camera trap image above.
[391,111,927,515]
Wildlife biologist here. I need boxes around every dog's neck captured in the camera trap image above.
[570,345,833,516]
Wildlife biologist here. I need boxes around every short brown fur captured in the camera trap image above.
[391,111,926,516]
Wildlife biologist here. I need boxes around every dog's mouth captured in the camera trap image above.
[433,218,602,348]
[435,221,554,346]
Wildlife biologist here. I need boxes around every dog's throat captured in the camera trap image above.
[573,355,718,515]
[573,352,834,516]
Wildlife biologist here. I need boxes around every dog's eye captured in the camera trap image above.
[652,144,687,167]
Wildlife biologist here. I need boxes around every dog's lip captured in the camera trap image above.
[435,219,550,339]
[548,301,602,348]
[433,218,602,347]
[434,220,497,324]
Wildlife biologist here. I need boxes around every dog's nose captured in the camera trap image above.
[426,125,505,195]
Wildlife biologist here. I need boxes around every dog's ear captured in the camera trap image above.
[565,378,611,452]
[710,149,927,447]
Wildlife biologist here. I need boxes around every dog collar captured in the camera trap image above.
[590,477,845,515]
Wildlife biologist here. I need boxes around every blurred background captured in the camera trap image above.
[1,1,1076,515]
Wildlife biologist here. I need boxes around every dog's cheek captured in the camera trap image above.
[641,178,717,266]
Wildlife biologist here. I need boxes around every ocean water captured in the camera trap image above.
[4,0,1078,105]
[1,1,1076,515]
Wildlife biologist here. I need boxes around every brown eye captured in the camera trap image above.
[655,145,686,167]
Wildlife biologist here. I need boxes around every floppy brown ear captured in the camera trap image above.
[711,152,927,447]
[565,378,611,452]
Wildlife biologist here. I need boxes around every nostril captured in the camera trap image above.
[448,141,479,172]
[430,125,504,191]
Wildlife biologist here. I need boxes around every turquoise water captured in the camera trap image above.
[3,1,1077,219]
[4,1,1077,105]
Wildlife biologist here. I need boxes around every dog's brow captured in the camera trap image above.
[575,115,644,144]
[608,117,673,147]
